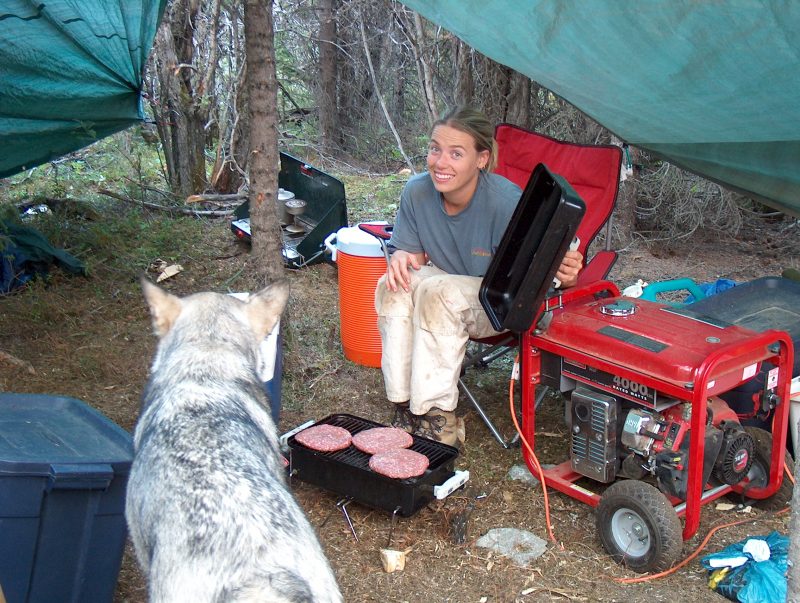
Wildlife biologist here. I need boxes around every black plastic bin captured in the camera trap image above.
[688,276,800,439]
[0,393,133,603]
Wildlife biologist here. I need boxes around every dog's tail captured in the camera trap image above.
[232,569,319,603]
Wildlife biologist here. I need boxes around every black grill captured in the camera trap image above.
[287,414,459,517]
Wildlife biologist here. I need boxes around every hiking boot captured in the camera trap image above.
[390,402,418,433]
[413,407,465,447]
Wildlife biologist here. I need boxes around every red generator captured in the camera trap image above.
[481,165,795,572]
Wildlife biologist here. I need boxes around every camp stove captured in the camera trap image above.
[480,164,795,573]
[286,414,469,517]
[231,152,347,268]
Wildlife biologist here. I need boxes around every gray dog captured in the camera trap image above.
[126,279,343,603]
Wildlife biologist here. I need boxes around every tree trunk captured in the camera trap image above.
[150,1,208,197]
[317,0,340,154]
[506,71,531,128]
[229,5,250,194]
[358,13,415,173]
[211,51,248,194]
[393,7,437,126]
[244,0,284,284]
[413,12,439,126]
[454,38,474,106]
[606,140,636,250]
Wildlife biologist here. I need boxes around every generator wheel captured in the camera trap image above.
[596,480,682,573]
[728,426,793,511]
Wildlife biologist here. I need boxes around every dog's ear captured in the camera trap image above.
[246,279,290,340]
[141,276,183,337]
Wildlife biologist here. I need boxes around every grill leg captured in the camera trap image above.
[338,498,359,542]
[320,497,359,542]
[387,507,401,548]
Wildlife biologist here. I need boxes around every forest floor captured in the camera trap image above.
[0,209,797,602]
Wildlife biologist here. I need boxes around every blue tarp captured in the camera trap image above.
[401,1,800,218]
[0,1,167,178]
[1,219,86,293]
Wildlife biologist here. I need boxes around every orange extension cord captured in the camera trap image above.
[508,360,558,544]
[507,362,796,582]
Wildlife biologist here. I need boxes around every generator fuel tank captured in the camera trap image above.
[538,295,777,405]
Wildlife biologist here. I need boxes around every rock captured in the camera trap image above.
[475,528,547,567]
[507,463,536,485]
[506,463,555,485]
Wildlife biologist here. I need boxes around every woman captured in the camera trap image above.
[375,107,583,446]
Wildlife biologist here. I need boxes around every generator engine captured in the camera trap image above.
[568,386,755,500]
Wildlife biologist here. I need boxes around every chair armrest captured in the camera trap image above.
[576,250,617,287]
[358,223,393,241]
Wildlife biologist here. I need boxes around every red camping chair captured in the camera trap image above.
[493,124,622,284]
[460,124,623,447]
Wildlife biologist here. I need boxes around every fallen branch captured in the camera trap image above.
[121,178,181,203]
[96,189,234,217]
[185,192,248,205]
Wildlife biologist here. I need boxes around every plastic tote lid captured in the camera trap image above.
[0,393,133,476]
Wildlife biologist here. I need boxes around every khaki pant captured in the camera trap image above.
[375,265,503,415]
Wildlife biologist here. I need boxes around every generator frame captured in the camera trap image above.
[517,279,794,545]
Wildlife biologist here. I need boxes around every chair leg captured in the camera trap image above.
[461,336,516,371]
[458,378,519,449]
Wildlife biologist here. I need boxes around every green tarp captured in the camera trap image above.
[401,1,800,217]
[0,0,166,178]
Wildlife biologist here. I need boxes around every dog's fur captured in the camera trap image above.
[126,279,342,603]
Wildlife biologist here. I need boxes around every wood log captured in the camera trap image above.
[96,189,234,217]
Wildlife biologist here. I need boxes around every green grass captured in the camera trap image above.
[0,129,220,286]
[338,172,406,224]
[3,129,166,208]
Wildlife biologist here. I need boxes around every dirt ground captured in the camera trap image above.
[0,215,797,602]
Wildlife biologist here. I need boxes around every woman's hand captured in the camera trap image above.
[555,249,583,289]
[386,250,426,292]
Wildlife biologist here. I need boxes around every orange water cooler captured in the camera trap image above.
[325,224,387,368]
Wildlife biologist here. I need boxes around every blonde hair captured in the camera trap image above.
[432,106,498,172]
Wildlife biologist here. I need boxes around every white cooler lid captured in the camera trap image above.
[335,223,386,258]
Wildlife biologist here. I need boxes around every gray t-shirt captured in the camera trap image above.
[389,171,522,277]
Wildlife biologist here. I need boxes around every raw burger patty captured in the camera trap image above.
[294,424,352,452]
[369,448,429,479]
[352,427,413,455]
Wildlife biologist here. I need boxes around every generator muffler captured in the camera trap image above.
[569,387,619,483]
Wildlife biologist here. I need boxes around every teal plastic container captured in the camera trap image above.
[639,277,706,306]
[0,393,133,603]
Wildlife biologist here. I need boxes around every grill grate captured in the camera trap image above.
[298,414,455,476]
[287,413,459,516]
